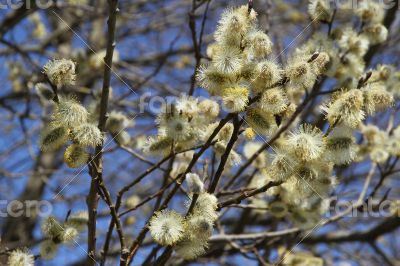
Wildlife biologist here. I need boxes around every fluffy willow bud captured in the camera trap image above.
[158,112,193,142]
[64,144,89,168]
[40,125,69,152]
[53,96,89,127]
[246,107,277,136]
[355,1,384,24]
[41,216,64,243]
[206,43,219,59]
[198,99,220,120]
[222,86,249,112]
[40,240,58,260]
[244,127,256,140]
[310,52,330,76]
[197,65,230,94]
[105,111,133,134]
[362,24,388,45]
[321,89,365,128]
[259,88,288,114]
[185,173,204,194]
[285,56,316,88]
[213,47,243,75]
[252,60,282,92]
[174,215,212,260]
[60,226,79,243]
[71,123,103,148]
[270,151,295,181]
[174,237,208,260]
[214,5,256,47]
[186,215,213,240]
[338,28,370,57]
[7,248,34,266]
[244,30,273,59]
[149,209,185,246]
[370,148,389,164]
[43,58,76,87]
[65,211,89,231]
[190,192,218,223]
[362,83,394,115]
[143,135,174,155]
[287,124,325,162]
[308,0,333,22]
[325,125,356,165]
[35,82,55,101]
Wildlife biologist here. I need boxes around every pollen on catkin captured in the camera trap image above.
[53,96,89,127]
[158,112,193,142]
[321,89,365,128]
[212,47,243,75]
[252,60,282,92]
[198,99,220,120]
[43,58,76,87]
[244,30,273,59]
[362,83,394,114]
[285,55,316,88]
[287,124,325,162]
[259,88,288,114]
[71,123,103,147]
[60,226,79,243]
[221,86,249,112]
[7,248,34,266]
[64,144,89,168]
[197,65,230,94]
[149,209,185,246]
[270,151,295,181]
[245,107,277,136]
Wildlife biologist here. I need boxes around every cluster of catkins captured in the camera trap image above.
[149,173,217,260]
[192,2,396,231]
[144,95,243,166]
[38,58,133,168]
[39,212,88,260]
